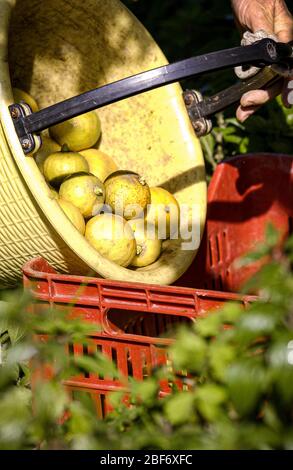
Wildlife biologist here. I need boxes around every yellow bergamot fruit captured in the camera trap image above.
[145,187,180,239]
[79,148,118,182]
[128,218,162,268]
[85,213,136,267]
[59,172,105,218]
[58,198,85,235]
[43,144,89,186]
[104,170,151,220]
[35,135,61,174]
[13,87,39,113]
[49,111,101,151]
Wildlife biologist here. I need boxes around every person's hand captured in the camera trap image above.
[231,0,293,122]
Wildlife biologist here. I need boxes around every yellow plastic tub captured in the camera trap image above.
[0,0,206,288]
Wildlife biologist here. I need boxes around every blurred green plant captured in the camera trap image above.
[0,293,119,449]
[101,228,293,450]
[0,226,293,449]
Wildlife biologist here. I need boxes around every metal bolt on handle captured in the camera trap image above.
[9,38,293,153]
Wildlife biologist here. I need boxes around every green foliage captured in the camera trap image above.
[0,291,119,449]
[1,228,293,449]
[99,232,293,450]
[1,2,293,449]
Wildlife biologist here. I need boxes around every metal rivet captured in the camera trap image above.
[267,41,277,59]
[21,139,31,150]
[184,94,193,106]
[10,106,20,119]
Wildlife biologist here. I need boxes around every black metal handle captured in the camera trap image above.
[187,67,281,119]
[183,67,282,136]
[9,38,293,153]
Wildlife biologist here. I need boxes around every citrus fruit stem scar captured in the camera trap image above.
[138,176,146,185]
[94,187,104,196]
[61,143,70,153]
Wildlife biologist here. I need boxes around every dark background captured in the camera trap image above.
[123,0,293,168]
[124,0,238,93]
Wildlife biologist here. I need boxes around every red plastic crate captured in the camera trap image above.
[24,256,255,416]
[23,153,293,416]
[178,153,293,291]
[24,257,255,384]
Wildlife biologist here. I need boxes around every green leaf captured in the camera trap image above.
[284,235,293,264]
[265,223,279,247]
[236,224,279,271]
[236,244,270,267]
[0,363,20,389]
[72,390,97,414]
[267,339,293,404]
[164,392,195,426]
[108,390,128,413]
[195,384,227,422]
[72,353,118,380]
[223,134,243,144]
[33,381,68,428]
[131,379,158,403]
[67,394,98,434]
[219,302,242,324]
[234,422,281,449]
[226,361,268,416]
[235,310,277,343]
[224,118,245,130]
[170,328,207,374]
[200,133,216,169]
[220,126,237,136]
[239,137,249,154]
[0,387,31,450]
[209,342,236,382]
[195,313,222,337]
[262,403,282,431]
[243,262,286,297]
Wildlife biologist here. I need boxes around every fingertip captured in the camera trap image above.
[236,106,251,122]
[236,105,245,122]
[240,90,271,107]
[240,91,256,107]
[236,105,261,122]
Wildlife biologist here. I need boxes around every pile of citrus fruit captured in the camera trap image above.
[15,88,180,269]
